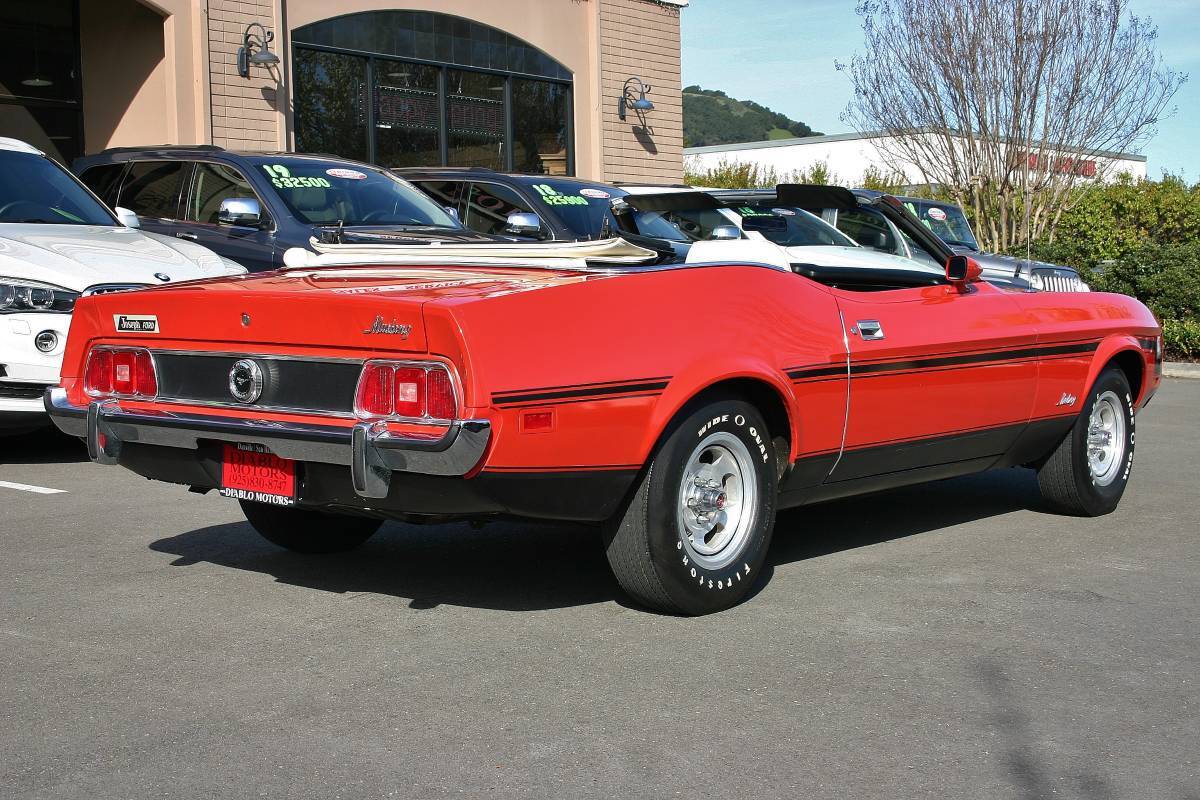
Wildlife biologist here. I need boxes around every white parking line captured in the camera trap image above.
[0,480,67,495]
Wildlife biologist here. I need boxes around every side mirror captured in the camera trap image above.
[217,197,262,227]
[114,206,141,229]
[710,225,742,240]
[946,254,983,286]
[504,211,542,235]
[443,206,460,222]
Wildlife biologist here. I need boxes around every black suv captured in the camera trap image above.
[73,147,496,272]
[396,168,639,241]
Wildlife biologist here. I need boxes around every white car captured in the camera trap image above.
[616,185,948,279]
[0,137,246,433]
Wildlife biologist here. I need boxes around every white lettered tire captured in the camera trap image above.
[1036,366,1135,516]
[604,398,777,615]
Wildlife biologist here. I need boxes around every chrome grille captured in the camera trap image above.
[1031,269,1087,293]
[83,284,148,296]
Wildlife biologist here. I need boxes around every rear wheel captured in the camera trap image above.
[604,398,777,615]
[240,500,382,554]
[1036,366,1135,516]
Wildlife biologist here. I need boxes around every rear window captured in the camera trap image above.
[78,164,125,205]
[119,161,188,220]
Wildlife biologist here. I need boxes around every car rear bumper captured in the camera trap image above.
[43,387,631,522]
[44,387,491,493]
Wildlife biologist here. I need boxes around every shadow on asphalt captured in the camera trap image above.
[0,426,88,466]
[148,466,1047,613]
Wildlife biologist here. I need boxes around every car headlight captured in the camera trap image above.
[0,278,80,314]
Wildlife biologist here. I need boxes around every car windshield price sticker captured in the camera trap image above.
[262,164,332,189]
[533,184,589,206]
[219,443,296,506]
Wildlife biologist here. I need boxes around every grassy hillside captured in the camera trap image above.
[683,85,821,148]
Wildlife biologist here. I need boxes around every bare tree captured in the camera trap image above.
[841,0,1185,251]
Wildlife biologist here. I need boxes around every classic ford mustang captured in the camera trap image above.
[45,241,1162,614]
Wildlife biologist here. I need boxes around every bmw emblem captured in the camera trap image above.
[228,359,263,404]
[154,273,171,282]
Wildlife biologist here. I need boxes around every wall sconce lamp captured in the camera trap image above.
[237,22,280,78]
[618,77,655,121]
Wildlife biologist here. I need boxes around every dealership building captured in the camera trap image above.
[1,0,687,182]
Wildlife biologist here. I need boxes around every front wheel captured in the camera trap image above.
[604,398,778,615]
[240,500,383,553]
[1036,366,1135,516]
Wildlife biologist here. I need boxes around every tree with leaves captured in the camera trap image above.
[841,0,1185,251]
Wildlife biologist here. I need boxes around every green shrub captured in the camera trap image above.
[1161,318,1200,360]
[1090,241,1200,321]
[683,157,837,189]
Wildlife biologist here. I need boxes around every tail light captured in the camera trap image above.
[354,361,457,422]
[84,346,157,399]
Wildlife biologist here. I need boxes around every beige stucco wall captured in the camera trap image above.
[79,0,209,153]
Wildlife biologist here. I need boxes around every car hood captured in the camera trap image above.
[784,245,944,275]
[0,224,245,291]
[949,245,1076,277]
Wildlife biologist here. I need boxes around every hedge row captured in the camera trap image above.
[1025,176,1200,361]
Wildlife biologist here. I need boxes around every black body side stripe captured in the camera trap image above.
[493,379,670,406]
[849,341,1098,376]
[786,341,1099,383]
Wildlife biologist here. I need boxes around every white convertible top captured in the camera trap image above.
[282,236,662,270]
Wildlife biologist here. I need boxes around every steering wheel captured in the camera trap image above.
[0,200,48,222]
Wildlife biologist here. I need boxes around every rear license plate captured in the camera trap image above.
[218,443,296,506]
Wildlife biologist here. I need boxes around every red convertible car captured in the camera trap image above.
[46,239,1161,614]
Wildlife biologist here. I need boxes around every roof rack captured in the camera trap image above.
[97,144,226,154]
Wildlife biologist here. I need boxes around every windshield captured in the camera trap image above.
[904,200,978,250]
[731,205,856,247]
[0,151,117,226]
[252,158,460,228]
[525,180,625,239]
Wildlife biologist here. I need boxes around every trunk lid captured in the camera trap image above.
[77,265,590,351]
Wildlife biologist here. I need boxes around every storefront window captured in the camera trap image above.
[512,79,569,175]
[293,11,572,173]
[293,49,369,163]
[374,60,440,168]
[446,69,505,169]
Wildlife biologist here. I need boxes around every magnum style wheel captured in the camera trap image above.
[240,500,383,554]
[604,398,778,615]
[1036,366,1135,516]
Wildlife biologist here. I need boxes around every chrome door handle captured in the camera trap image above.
[854,320,885,340]
[175,232,198,241]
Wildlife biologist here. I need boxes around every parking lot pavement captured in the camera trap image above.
[1,382,1197,800]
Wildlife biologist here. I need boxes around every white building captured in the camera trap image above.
[684,130,1148,186]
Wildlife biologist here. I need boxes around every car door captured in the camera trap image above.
[174,161,276,272]
[827,280,1039,484]
[113,160,189,237]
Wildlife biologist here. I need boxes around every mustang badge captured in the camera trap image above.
[363,315,412,338]
[1057,392,1077,406]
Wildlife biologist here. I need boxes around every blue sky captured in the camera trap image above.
[681,0,1198,179]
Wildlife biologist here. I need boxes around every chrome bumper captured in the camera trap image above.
[44,387,491,498]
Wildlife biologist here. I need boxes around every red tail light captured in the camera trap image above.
[354,361,458,422]
[84,346,157,399]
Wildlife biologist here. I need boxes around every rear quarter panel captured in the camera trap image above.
[429,265,848,472]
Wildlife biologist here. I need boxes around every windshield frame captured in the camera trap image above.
[0,150,119,227]
[247,156,462,229]
[903,199,979,250]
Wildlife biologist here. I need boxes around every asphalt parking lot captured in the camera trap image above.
[1,381,1197,799]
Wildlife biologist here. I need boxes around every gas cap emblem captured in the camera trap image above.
[228,359,264,403]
